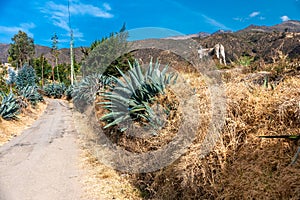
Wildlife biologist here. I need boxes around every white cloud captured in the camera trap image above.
[202,15,230,30]
[40,1,113,40]
[233,17,244,22]
[234,11,265,23]
[259,16,266,20]
[280,15,290,22]
[0,23,35,38]
[103,3,111,11]
[249,11,260,18]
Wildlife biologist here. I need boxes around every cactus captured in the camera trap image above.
[99,59,177,131]
[0,92,20,120]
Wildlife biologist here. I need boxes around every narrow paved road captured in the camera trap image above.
[0,99,82,200]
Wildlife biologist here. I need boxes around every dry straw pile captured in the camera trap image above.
[80,65,300,199]
[127,72,300,199]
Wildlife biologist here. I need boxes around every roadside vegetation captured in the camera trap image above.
[74,39,300,199]
[1,25,300,199]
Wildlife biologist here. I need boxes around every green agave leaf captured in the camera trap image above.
[100,111,126,121]
[103,93,130,104]
[113,86,132,96]
[128,70,141,91]
[134,60,144,81]
[103,115,131,129]
[128,106,146,114]
[161,65,169,77]
[116,67,136,95]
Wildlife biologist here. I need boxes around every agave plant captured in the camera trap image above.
[6,67,17,92]
[0,92,20,120]
[16,64,37,90]
[99,59,177,131]
[73,73,111,112]
[43,83,66,99]
[65,85,74,101]
[18,85,43,106]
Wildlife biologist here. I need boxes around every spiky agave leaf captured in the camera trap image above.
[0,92,20,120]
[43,83,66,99]
[73,73,111,112]
[100,59,178,132]
[18,85,43,105]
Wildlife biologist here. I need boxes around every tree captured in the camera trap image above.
[81,24,132,77]
[51,32,60,82]
[80,23,127,61]
[33,55,52,87]
[119,22,126,33]
[8,31,35,68]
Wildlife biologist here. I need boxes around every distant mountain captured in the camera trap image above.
[239,20,300,33]
[1,20,300,66]
[132,20,300,65]
[212,30,233,35]
[196,20,300,63]
[165,32,210,40]
[0,44,84,65]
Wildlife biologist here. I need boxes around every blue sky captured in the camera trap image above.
[0,0,299,48]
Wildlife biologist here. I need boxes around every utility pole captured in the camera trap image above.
[68,0,75,85]
[70,30,74,85]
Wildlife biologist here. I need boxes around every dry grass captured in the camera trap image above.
[0,101,47,146]
[128,73,300,199]
[79,66,300,199]
[79,148,142,200]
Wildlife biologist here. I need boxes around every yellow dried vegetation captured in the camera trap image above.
[80,67,300,199]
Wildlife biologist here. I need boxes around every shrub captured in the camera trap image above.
[238,55,254,67]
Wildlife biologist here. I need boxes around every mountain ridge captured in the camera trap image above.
[1,20,300,65]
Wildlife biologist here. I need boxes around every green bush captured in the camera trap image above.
[238,55,254,67]
[81,31,131,77]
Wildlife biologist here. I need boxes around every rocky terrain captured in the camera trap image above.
[196,20,300,64]
[0,20,300,67]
